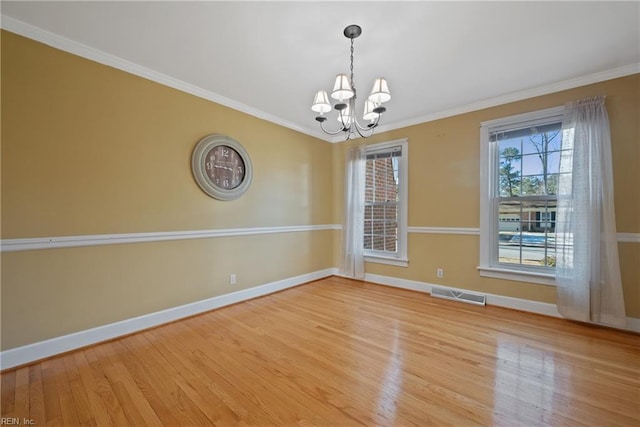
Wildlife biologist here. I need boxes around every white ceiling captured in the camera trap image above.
[2,1,639,142]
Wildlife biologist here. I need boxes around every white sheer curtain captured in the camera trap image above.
[339,145,366,279]
[556,96,626,328]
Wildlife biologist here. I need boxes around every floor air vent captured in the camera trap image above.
[430,286,486,306]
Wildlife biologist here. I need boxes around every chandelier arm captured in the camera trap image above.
[353,125,367,139]
[353,108,382,133]
[352,115,379,132]
[353,122,375,139]
[339,110,351,131]
[319,120,347,136]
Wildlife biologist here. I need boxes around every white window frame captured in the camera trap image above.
[363,138,408,267]
[478,107,564,286]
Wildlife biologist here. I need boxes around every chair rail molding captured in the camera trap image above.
[0,224,342,252]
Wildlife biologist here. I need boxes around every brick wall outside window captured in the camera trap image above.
[364,152,399,253]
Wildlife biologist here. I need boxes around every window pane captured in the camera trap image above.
[545,174,559,195]
[498,152,522,197]
[521,126,562,155]
[372,220,384,235]
[372,235,385,251]
[521,153,543,176]
[391,157,400,202]
[373,159,383,202]
[364,235,372,250]
[373,205,384,221]
[385,220,398,237]
[364,205,372,221]
[546,151,561,175]
[486,112,563,275]
[521,175,548,196]
[495,122,562,200]
[384,236,397,253]
[365,186,373,203]
[363,144,404,257]
[498,138,521,152]
[372,158,396,202]
[365,159,373,203]
[384,204,397,222]
[498,199,556,267]
[364,219,372,236]
[498,200,520,226]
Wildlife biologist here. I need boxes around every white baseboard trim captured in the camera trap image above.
[363,273,432,294]
[3,269,637,370]
[626,317,640,333]
[0,268,335,370]
[363,273,639,333]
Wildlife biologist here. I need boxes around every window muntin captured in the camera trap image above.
[364,148,400,254]
[479,106,565,284]
[362,139,408,265]
[493,121,563,269]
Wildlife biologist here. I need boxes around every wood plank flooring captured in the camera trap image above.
[2,276,639,426]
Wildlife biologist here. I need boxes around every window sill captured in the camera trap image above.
[364,255,409,268]
[477,266,556,286]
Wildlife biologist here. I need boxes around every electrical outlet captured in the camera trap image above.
[229,274,237,285]
[436,268,444,278]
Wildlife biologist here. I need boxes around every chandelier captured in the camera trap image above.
[311,24,391,140]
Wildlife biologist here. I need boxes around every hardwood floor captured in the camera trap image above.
[2,276,639,426]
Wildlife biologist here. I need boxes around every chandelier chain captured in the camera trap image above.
[350,37,355,97]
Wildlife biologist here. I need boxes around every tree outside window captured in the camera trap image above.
[494,122,564,268]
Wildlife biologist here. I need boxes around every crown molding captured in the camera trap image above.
[2,15,638,145]
[372,63,640,136]
[0,16,333,143]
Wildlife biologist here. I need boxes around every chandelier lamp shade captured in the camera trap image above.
[311,24,391,140]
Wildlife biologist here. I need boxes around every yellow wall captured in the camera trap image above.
[2,30,639,351]
[1,32,334,349]
[333,73,640,317]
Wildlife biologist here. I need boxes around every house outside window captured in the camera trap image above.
[363,139,408,267]
[479,107,565,285]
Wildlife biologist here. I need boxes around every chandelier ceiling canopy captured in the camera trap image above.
[311,24,391,140]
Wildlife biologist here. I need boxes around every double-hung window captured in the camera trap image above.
[479,107,565,285]
[363,139,408,267]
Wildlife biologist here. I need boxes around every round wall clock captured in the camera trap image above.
[191,134,253,200]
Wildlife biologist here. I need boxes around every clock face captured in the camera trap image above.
[204,145,245,190]
[191,134,253,200]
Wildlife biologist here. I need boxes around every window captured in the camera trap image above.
[479,107,565,285]
[363,139,408,266]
